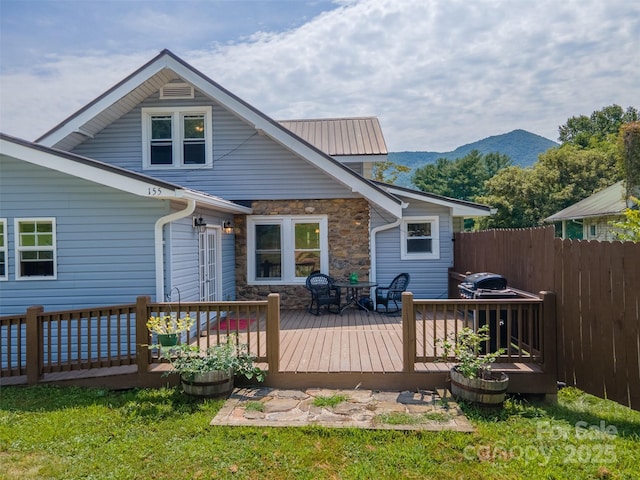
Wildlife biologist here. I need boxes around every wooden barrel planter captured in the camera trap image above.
[450,368,509,407]
[181,369,234,397]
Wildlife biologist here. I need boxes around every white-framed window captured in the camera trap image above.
[401,216,440,260]
[15,218,57,280]
[0,219,7,280]
[141,106,212,169]
[247,215,328,284]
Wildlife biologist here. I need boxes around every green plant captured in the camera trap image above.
[146,313,194,334]
[158,335,265,382]
[244,401,264,412]
[438,325,504,379]
[312,394,350,408]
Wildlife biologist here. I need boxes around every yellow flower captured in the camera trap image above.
[146,314,194,334]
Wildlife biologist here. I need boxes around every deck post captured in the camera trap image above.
[402,292,416,373]
[136,296,151,375]
[26,305,44,385]
[266,293,281,373]
[540,291,557,378]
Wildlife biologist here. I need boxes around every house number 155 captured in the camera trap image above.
[148,187,163,196]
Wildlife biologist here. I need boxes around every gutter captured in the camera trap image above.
[154,199,196,300]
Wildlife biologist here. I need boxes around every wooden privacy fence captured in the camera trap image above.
[453,226,640,410]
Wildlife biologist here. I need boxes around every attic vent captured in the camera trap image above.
[160,83,194,99]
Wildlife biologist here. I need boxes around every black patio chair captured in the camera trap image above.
[375,273,410,314]
[305,272,342,315]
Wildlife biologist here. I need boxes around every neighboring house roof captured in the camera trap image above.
[374,181,493,217]
[544,181,628,222]
[0,133,252,214]
[278,117,388,156]
[35,49,402,218]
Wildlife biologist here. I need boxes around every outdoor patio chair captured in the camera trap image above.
[375,273,410,314]
[305,272,342,315]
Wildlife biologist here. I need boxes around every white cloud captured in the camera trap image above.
[1,0,638,151]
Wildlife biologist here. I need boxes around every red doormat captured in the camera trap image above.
[213,318,255,330]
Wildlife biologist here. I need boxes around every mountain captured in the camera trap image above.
[388,129,558,187]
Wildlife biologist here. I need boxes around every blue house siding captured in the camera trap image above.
[0,155,167,315]
[164,211,237,303]
[70,91,357,201]
[373,201,453,299]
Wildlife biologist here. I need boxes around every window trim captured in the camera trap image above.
[0,218,7,281]
[14,217,57,280]
[400,216,440,260]
[247,215,328,285]
[141,106,212,169]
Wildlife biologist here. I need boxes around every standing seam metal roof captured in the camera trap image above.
[278,117,388,156]
[544,181,628,222]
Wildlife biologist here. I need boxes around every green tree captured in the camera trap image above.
[611,197,640,242]
[371,160,411,183]
[618,121,640,197]
[478,105,637,229]
[412,150,512,202]
[477,145,621,229]
[558,104,638,147]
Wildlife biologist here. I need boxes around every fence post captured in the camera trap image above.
[26,305,44,385]
[266,293,280,373]
[402,292,416,373]
[136,296,151,375]
[540,291,557,378]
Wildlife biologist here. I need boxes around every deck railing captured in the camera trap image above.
[137,294,280,373]
[401,291,556,374]
[0,294,281,385]
[1,289,554,386]
[1,304,138,384]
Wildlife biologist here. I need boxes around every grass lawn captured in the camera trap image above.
[1,385,639,479]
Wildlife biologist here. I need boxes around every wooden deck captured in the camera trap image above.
[3,306,553,394]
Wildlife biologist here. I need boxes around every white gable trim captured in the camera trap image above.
[383,186,492,217]
[35,50,402,218]
[0,135,251,214]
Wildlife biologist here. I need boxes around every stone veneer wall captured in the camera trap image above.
[235,198,371,309]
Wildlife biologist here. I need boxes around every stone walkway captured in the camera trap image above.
[211,387,474,432]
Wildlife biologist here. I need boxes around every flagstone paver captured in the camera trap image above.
[211,387,474,432]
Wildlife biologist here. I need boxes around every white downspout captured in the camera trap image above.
[370,217,402,286]
[154,199,196,301]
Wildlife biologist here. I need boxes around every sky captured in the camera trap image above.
[0,0,638,152]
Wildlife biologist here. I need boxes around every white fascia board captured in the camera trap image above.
[37,63,170,148]
[2,138,179,199]
[33,52,401,217]
[182,190,252,214]
[385,186,492,217]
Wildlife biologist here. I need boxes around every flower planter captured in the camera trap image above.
[156,333,180,347]
[181,369,234,397]
[450,367,509,407]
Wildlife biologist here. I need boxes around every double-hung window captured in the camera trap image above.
[247,215,328,284]
[401,216,440,260]
[0,219,7,280]
[15,218,57,279]
[142,106,212,169]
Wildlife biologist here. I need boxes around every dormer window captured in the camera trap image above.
[142,106,212,169]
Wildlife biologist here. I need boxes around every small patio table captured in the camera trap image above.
[334,281,378,314]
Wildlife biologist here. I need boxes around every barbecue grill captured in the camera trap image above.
[458,272,518,352]
[458,272,518,299]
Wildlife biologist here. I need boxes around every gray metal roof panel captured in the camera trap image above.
[544,181,627,222]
